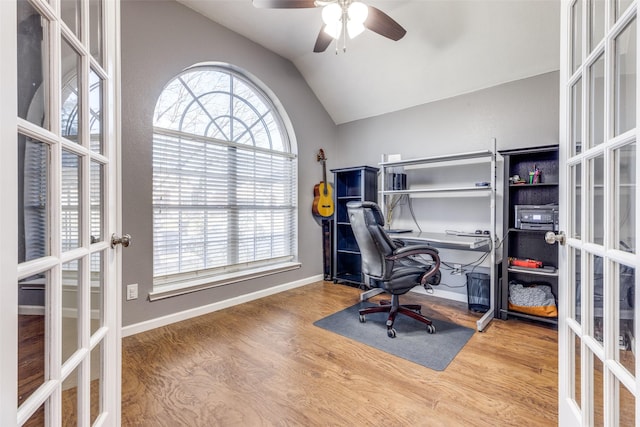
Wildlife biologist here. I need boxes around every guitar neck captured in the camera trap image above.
[322,160,328,195]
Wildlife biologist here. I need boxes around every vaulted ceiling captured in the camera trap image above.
[178,0,561,124]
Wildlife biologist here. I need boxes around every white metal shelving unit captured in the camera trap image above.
[379,139,498,332]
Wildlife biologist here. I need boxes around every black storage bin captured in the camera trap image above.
[466,272,490,313]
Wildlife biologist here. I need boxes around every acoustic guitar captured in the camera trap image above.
[312,149,334,218]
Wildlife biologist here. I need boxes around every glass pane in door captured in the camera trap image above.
[61,37,81,144]
[90,341,103,424]
[90,251,103,335]
[62,259,80,365]
[61,365,80,426]
[572,0,583,73]
[23,402,45,426]
[573,247,582,323]
[19,134,50,261]
[590,54,605,148]
[89,69,104,154]
[571,162,582,239]
[60,0,81,38]
[590,0,606,51]
[17,272,48,408]
[615,142,636,252]
[616,0,633,20]
[592,254,604,345]
[590,155,604,245]
[90,161,103,243]
[89,0,102,66]
[617,262,635,375]
[614,18,637,136]
[593,354,604,426]
[573,331,582,409]
[571,78,583,155]
[17,1,49,130]
[62,149,81,251]
[619,380,636,426]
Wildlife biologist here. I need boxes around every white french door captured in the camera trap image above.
[559,0,639,425]
[1,0,122,425]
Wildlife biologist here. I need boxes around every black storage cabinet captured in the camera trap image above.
[498,145,559,325]
[331,166,379,286]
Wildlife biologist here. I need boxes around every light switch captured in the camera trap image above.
[127,283,138,300]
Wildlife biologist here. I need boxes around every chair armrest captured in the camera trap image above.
[388,245,441,287]
[388,244,439,261]
[392,239,406,247]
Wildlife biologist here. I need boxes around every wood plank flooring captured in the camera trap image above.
[122,281,558,426]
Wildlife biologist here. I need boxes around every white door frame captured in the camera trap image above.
[103,0,123,424]
[1,0,122,424]
[559,0,639,425]
[0,0,19,425]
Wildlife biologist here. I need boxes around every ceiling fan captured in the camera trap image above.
[252,0,407,53]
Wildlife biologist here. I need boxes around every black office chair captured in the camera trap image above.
[347,201,442,338]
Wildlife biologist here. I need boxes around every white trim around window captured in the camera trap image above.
[149,260,301,301]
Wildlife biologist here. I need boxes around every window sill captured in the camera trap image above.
[148,261,302,301]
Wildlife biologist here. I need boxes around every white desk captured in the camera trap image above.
[378,143,497,332]
[389,231,491,251]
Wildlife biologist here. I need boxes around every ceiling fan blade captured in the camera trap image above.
[313,26,333,53]
[252,0,317,8]
[364,6,407,41]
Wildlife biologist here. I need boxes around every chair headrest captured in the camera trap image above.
[347,201,385,226]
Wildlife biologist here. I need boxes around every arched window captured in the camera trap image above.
[152,65,298,292]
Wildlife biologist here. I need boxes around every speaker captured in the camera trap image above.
[391,173,407,190]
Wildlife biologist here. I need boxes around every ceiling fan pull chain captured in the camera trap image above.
[342,12,347,52]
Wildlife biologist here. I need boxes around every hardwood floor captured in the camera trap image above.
[122,281,558,426]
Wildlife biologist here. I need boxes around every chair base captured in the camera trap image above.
[359,294,436,338]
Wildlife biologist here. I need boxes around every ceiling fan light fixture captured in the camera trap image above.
[254,0,405,53]
[347,21,365,39]
[347,1,368,24]
[321,3,342,25]
[323,21,342,40]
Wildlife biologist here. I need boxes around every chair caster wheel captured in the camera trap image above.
[359,314,366,323]
[387,328,397,338]
[426,324,436,334]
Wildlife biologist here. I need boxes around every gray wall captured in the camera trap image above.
[121,0,560,325]
[334,71,559,168]
[120,0,337,326]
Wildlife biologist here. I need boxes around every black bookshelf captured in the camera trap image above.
[499,145,559,325]
[331,166,379,286]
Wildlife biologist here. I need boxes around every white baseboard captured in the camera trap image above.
[18,305,45,316]
[122,274,324,337]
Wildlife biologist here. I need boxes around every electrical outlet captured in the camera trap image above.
[126,283,138,300]
[452,264,462,275]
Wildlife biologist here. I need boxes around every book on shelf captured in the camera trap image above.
[509,265,556,274]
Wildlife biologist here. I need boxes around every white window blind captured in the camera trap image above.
[21,136,49,262]
[61,149,80,252]
[152,66,297,283]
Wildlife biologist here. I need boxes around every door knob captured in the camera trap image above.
[545,231,566,246]
[111,233,132,249]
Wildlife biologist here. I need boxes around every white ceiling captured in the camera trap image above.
[178,0,561,124]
